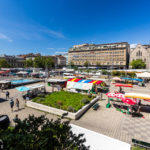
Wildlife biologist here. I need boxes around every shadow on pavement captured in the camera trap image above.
[13,108,25,112]
[0,98,7,103]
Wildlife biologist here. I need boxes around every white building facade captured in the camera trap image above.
[130,44,150,69]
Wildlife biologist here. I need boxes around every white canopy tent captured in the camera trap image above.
[67,81,93,91]
[136,72,150,78]
[16,71,28,75]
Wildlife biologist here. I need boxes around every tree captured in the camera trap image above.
[130,59,146,69]
[0,59,10,68]
[33,56,43,68]
[44,57,54,70]
[33,57,54,69]
[69,61,74,68]
[101,69,108,75]
[96,62,101,68]
[84,61,89,68]
[24,58,33,68]
[0,115,89,150]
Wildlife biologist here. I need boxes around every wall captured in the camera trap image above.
[26,96,100,120]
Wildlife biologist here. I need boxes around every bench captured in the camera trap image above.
[92,103,100,110]
[132,139,150,149]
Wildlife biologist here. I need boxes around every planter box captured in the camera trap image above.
[26,96,100,120]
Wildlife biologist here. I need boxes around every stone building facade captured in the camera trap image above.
[130,44,150,69]
[68,42,130,69]
[0,54,25,68]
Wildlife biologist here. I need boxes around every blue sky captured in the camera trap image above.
[0,0,150,55]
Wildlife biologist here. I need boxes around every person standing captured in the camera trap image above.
[16,98,19,111]
[10,98,14,112]
[6,91,10,100]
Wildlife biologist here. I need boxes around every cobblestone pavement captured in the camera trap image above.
[0,81,150,144]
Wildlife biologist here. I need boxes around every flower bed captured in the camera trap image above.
[32,91,95,112]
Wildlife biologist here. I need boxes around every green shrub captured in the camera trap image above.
[81,99,90,104]
[88,94,92,98]
[68,106,75,112]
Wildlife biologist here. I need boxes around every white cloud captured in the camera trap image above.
[47,48,54,50]
[42,29,65,39]
[130,43,137,48]
[0,33,13,42]
[57,48,66,50]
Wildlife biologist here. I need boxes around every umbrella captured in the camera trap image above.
[106,92,124,98]
[113,77,122,81]
[115,83,133,88]
[125,93,150,100]
[122,97,136,105]
[16,86,30,92]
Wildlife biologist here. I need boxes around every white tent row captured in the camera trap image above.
[16,71,28,75]
[47,79,66,83]
[67,81,93,91]
[26,84,45,90]
[136,72,150,78]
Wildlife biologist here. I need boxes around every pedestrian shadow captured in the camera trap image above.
[13,108,25,112]
[0,98,8,103]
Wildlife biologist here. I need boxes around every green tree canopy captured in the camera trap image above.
[33,56,54,69]
[96,62,101,67]
[70,61,74,68]
[44,57,54,70]
[33,56,43,68]
[0,115,89,150]
[130,59,146,69]
[0,59,10,68]
[24,58,33,68]
[84,61,89,68]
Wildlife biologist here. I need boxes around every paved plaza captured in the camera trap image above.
[0,81,150,144]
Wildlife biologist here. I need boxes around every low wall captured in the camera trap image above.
[26,96,99,120]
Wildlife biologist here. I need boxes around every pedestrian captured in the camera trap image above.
[6,91,10,100]
[16,98,19,111]
[13,114,19,122]
[10,98,14,112]
[25,96,29,103]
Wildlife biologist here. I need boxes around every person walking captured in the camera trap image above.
[16,98,20,111]
[6,91,10,100]
[10,98,14,112]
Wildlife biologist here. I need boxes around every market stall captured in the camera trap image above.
[16,84,45,99]
[66,78,106,93]
[0,80,11,89]
[47,79,67,91]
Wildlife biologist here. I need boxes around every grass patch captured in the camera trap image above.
[132,146,146,150]
[32,91,95,112]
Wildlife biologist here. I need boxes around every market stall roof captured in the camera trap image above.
[0,80,11,84]
[0,70,10,74]
[67,81,93,91]
[125,93,150,100]
[120,77,143,82]
[68,78,104,85]
[26,84,44,90]
[47,79,67,83]
[16,86,30,92]
[16,71,28,75]
[136,72,150,78]
[115,83,133,88]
